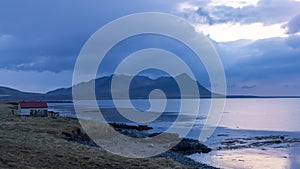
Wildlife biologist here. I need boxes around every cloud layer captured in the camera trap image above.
[0,0,299,95]
[180,0,300,25]
[0,0,177,73]
[287,14,300,34]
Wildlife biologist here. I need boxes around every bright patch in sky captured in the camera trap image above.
[177,2,199,12]
[195,22,288,42]
[208,0,259,8]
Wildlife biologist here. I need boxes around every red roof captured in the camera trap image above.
[19,101,48,108]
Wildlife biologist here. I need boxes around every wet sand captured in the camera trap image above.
[189,127,300,169]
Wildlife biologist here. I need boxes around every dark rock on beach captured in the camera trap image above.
[156,138,216,168]
[147,133,212,155]
[109,122,153,131]
[171,138,212,155]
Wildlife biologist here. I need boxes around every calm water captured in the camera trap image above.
[220,98,300,132]
[48,98,300,133]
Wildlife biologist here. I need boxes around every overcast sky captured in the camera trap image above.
[1,0,300,96]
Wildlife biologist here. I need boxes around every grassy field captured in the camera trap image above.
[0,102,186,169]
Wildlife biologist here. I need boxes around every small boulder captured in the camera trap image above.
[171,138,211,155]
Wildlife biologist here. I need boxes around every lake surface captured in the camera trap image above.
[48,98,300,168]
[48,98,300,133]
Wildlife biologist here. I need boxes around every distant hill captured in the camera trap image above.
[48,74,213,100]
[0,74,213,101]
[0,86,46,101]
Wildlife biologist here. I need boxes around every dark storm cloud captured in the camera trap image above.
[286,14,300,34]
[216,36,300,83]
[211,35,300,95]
[0,0,176,72]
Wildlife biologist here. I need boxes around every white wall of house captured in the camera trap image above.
[18,108,31,116]
[18,106,47,116]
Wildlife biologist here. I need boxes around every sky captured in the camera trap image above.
[0,0,300,96]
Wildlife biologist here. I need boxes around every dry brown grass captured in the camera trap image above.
[0,102,185,169]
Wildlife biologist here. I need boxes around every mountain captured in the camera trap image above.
[0,86,46,101]
[0,74,213,101]
[50,74,213,100]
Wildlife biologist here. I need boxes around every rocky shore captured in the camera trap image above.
[211,134,300,150]
[61,122,218,169]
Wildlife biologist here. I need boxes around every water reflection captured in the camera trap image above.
[189,148,292,169]
[220,98,300,132]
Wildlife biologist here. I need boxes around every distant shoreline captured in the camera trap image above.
[226,95,300,99]
[2,95,300,102]
[45,96,300,103]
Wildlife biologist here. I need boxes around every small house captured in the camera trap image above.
[18,101,48,117]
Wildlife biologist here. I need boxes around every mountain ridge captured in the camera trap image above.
[0,74,213,101]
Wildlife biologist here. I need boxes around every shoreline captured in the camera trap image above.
[0,102,218,169]
[60,117,217,168]
[3,101,300,168]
